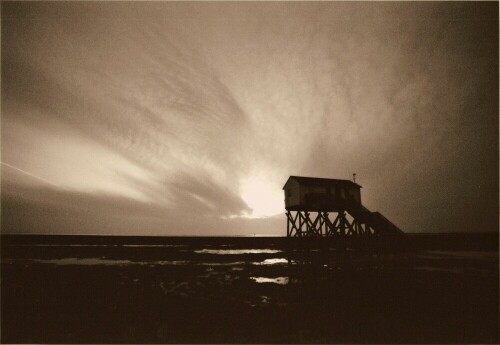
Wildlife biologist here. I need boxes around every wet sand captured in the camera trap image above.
[1,234,498,343]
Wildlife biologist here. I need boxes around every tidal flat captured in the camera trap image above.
[1,234,498,343]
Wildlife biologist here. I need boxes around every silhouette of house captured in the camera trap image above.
[283,175,405,237]
[283,176,362,212]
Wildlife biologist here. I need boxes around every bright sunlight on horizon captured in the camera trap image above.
[240,176,284,218]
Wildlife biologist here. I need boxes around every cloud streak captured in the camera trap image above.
[1,162,63,189]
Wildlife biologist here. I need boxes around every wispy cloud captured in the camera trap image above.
[1,162,63,189]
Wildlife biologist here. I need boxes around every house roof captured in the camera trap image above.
[283,175,362,189]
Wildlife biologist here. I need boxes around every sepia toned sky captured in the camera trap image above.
[2,1,498,236]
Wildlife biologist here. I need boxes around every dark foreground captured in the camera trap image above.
[1,233,498,343]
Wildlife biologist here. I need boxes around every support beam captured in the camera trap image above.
[286,209,380,238]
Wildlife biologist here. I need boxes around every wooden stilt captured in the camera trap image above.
[286,209,382,238]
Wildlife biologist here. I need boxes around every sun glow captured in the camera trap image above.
[240,177,284,218]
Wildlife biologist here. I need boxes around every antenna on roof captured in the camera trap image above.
[352,173,356,183]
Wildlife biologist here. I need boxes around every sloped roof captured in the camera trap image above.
[283,175,362,189]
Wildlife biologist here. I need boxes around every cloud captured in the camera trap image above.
[2,2,254,215]
[1,181,280,236]
[1,2,498,235]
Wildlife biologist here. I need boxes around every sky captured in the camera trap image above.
[1,1,498,236]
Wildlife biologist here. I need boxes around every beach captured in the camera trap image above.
[1,234,498,343]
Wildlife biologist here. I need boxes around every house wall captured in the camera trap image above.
[345,185,361,203]
[299,185,327,204]
[285,178,362,210]
[284,178,301,208]
[301,183,362,206]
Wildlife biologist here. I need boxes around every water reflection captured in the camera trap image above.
[253,258,288,265]
[195,249,282,254]
[250,277,289,285]
[201,261,246,266]
[7,244,187,248]
[34,258,135,265]
[418,251,498,260]
[26,258,245,266]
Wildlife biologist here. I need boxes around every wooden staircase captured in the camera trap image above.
[348,204,405,236]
